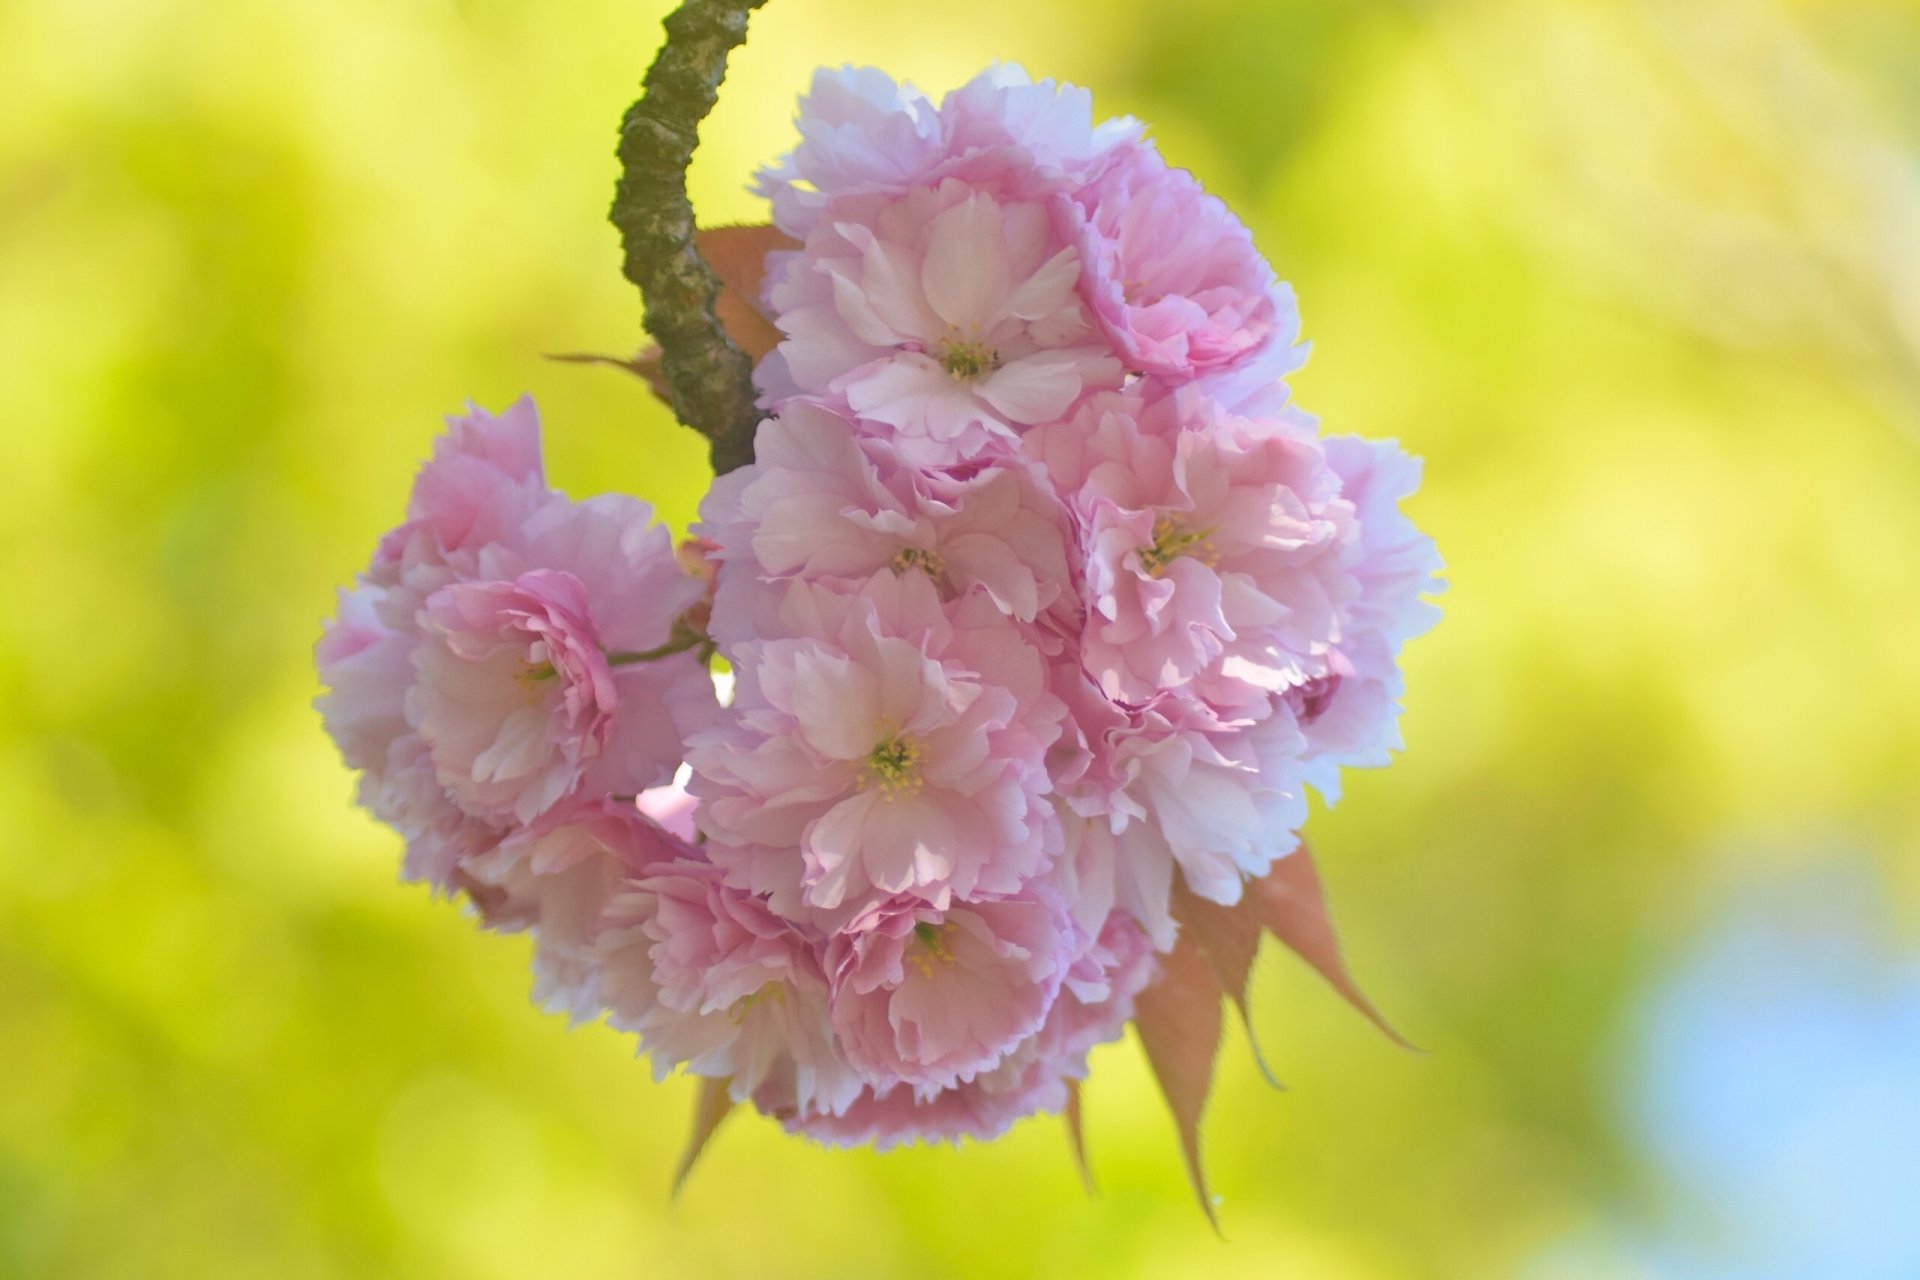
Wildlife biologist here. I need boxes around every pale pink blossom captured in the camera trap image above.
[409,570,619,824]
[1101,703,1310,906]
[1191,333,1318,422]
[370,397,550,588]
[1063,143,1301,382]
[465,798,687,1022]
[315,583,417,774]
[755,63,1138,240]
[699,401,1074,644]
[768,181,1121,466]
[1050,653,1312,909]
[688,572,1064,921]
[358,733,506,891]
[827,890,1074,1093]
[1052,802,1179,951]
[317,399,714,895]
[753,66,944,237]
[1291,437,1444,801]
[778,911,1154,1147]
[596,854,863,1117]
[1324,436,1445,647]
[936,64,1141,200]
[1027,384,1355,714]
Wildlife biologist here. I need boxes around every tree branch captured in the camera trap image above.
[610,0,769,476]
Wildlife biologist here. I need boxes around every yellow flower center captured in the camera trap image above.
[938,338,1000,382]
[1137,515,1218,577]
[908,920,960,978]
[889,545,946,579]
[861,734,923,799]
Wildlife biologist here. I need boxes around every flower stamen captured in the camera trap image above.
[937,338,1001,382]
[889,546,946,579]
[908,920,959,977]
[1137,515,1218,577]
[860,734,924,799]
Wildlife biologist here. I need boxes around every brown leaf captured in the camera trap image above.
[1171,877,1284,1090]
[1251,846,1416,1050]
[545,347,670,402]
[671,1076,735,1199]
[1132,932,1226,1233]
[1063,1079,1096,1196]
[696,223,797,363]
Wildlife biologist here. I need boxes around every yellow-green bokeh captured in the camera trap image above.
[4,0,1917,1276]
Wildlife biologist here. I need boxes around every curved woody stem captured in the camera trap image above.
[610,0,769,477]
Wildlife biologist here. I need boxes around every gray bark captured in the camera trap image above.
[610,0,769,476]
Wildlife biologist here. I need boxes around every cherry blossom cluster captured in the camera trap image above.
[316,64,1441,1150]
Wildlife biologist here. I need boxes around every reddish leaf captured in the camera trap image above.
[1171,877,1284,1090]
[1133,932,1226,1233]
[696,223,796,363]
[1063,1079,1096,1195]
[671,1076,736,1199]
[1251,846,1416,1050]
[553,225,792,412]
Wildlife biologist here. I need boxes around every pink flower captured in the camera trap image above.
[1323,436,1445,648]
[1101,702,1310,906]
[1051,653,1311,911]
[768,181,1121,466]
[1063,143,1302,382]
[754,66,945,237]
[699,401,1074,643]
[687,572,1064,921]
[357,733,506,891]
[464,798,686,1022]
[1027,384,1355,714]
[316,398,715,893]
[1191,332,1318,422]
[1053,803,1179,951]
[410,570,619,824]
[776,910,1154,1147]
[315,582,417,774]
[935,64,1141,199]
[371,398,551,586]
[1291,437,1444,801]
[596,854,863,1117]
[319,397,555,816]
[755,64,1138,240]
[827,890,1074,1093]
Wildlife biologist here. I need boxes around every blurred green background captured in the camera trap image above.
[5,0,1919,1276]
